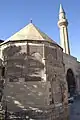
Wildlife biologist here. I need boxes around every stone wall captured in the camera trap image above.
[63,53,77,74]
[63,53,80,94]
[45,45,68,104]
[44,44,69,119]
[1,42,49,111]
[0,41,69,119]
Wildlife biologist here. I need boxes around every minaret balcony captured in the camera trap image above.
[58,19,68,27]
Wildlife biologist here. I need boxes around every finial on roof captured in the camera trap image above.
[59,4,64,13]
[30,18,32,23]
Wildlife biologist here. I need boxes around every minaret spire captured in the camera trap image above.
[58,4,70,55]
[59,4,64,13]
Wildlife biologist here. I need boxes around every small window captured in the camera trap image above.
[9,78,14,82]
[49,94,52,98]
[9,78,18,82]
[2,67,5,77]
[50,98,54,105]
[52,98,54,104]
[50,101,52,105]
[25,76,41,82]
[0,80,4,88]
[49,88,51,92]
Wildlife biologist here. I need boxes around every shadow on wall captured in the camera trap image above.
[2,45,44,78]
[1,45,47,119]
[66,68,76,97]
[0,45,67,120]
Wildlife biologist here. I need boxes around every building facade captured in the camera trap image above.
[58,4,80,97]
[0,4,79,120]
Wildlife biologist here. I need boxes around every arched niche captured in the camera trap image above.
[66,68,76,97]
[31,52,42,62]
[28,52,43,78]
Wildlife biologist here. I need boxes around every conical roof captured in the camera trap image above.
[59,4,64,13]
[6,23,56,44]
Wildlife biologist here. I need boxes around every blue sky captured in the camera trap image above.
[0,0,80,61]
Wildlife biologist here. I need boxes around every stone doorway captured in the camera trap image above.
[66,68,76,97]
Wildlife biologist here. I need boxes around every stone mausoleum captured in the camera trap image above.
[0,4,79,120]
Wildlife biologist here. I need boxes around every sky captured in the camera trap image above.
[0,0,80,61]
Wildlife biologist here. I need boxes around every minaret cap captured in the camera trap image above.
[59,4,65,13]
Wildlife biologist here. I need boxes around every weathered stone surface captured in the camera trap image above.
[0,41,69,120]
[0,16,79,120]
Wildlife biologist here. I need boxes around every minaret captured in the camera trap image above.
[58,4,70,55]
